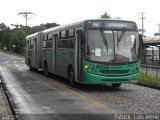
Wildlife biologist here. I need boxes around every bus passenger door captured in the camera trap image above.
[33,38,38,68]
[52,34,58,73]
[76,31,84,82]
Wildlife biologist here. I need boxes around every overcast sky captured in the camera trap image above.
[1,0,160,36]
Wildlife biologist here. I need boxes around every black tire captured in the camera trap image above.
[68,67,77,87]
[44,63,49,77]
[112,83,121,87]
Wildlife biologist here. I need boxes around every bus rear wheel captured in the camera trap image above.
[112,83,121,87]
[68,67,77,87]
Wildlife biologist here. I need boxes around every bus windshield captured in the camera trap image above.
[86,30,139,63]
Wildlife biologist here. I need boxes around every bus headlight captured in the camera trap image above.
[84,65,89,69]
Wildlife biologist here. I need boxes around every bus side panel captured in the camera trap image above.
[55,49,68,78]
[55,34,75,78]
[42,48,53,73]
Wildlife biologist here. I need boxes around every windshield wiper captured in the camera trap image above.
[100,30,108,53]
[132,38,136,53]
[117,30,126,49]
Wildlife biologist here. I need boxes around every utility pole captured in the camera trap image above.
[18,12,35,27]
[138,12,145,37]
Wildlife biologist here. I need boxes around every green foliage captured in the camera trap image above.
[100,12,111,19]
[18,22,60,35]
[0,22,59,55]
[0,23,12,49]
[10,28,27,54]
[41,23,60,29]
[30,25,46,34]
[0,23,7,30]
[140,72,160,87]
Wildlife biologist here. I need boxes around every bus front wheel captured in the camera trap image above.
[112,83,121,87]
[68,68,77,87]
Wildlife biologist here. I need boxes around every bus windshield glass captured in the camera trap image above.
[86,30,139,63]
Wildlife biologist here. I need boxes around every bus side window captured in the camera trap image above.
[58,31,62,48]
[69,39,75,48]
[43,34,47,48]
[69,29,75,38]
[59,30,69,48]
[29,39,33,49]
[68,29,75,48]
[47,33,52,41]
[46,33,52,48]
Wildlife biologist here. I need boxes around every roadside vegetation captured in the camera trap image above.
[0,12,111,56]
[0,23,59,55]
[139,71,160,88]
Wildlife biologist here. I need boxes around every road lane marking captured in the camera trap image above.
[53,81,120,114]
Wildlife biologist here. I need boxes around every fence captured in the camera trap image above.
[141,57,159,78]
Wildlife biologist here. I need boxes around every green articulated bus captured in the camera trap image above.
[26,19,141,87]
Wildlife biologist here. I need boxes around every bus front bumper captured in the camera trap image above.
[83,71,140,84]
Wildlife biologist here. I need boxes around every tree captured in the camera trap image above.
[22,22,60,35]
[41,23,60,29]
[0,23,12,49]
[100,12,111,19]
[30,25,45,34]
[10,28,27,54]
[0,22,60,54]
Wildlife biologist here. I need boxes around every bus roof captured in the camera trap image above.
[43,19,137,33]
[26,19,137,38]
[26,31,43,39]
[43,20,85,33]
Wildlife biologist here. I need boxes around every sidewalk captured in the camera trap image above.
[0,78,14,120]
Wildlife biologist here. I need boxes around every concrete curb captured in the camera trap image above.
[138,82,160,90]
[140,64,160,69]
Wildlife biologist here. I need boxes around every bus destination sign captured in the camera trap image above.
[105,21,136,30]
[86,20,137,31]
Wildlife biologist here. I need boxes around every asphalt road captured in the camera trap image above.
[0,52,116,120]
[0,52,160,120]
